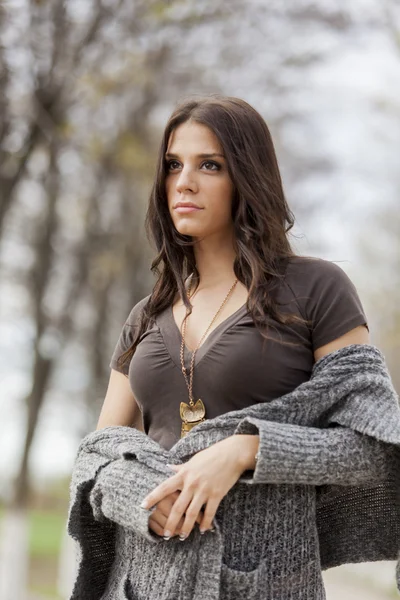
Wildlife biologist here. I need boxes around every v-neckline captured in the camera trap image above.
[156,301,249,371]
[170,301,248,352]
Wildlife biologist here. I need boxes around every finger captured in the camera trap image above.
[148,506,167,529]
[198,497,220,532]
[162,489,193,539]
[153,503,204,538]
[141,476,181,510]
[172,493,203,526]
[149,518,184,538]
[157,495,178,519]
[177,510,203,533]
[159,494,185,523]
[153,493,204,536]
[148,516,165,537]
[150,508,185,537]
[154,494,193,537]
[153,498,188,536]
[178,494,208,540]
[166,463,183,471]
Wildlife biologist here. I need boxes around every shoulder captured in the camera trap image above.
[109,294,151,375]
[124,294,152,329]
[283,255,363,305]
[283,255,368,350]
[285,255,356,285]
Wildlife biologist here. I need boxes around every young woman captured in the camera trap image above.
[96,95,369,548]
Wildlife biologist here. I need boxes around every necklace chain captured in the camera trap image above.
[179,276,239,406]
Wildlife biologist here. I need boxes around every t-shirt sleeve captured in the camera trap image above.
[303,259,369,351]
[109,295,150,376]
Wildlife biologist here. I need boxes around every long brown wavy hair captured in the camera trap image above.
[118,94,311,371]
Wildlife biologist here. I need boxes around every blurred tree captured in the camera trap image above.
[357,0,400,391]
[0,0,235,511]
[359,209,400,390]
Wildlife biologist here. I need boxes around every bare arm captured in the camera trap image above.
[96,369,144,431]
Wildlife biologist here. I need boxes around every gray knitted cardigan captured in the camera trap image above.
[67,344,400,600]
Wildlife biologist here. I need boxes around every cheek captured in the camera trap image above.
[210,182,234,219]
[209,203,231,223]
[165,179,173,206]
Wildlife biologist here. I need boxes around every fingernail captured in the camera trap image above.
[163,530,171,540]
[140,500,148,509]
[199,529,206,535]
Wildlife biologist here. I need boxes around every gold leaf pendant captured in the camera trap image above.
[180,398,206,438]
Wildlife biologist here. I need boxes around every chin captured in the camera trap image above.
[175,224,202,237]
[171,218,202,237]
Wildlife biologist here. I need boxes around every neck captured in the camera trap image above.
[191,231,237,288]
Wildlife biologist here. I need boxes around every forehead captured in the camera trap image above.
[166,121,224,156]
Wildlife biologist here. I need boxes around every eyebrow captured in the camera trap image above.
[165,152,225,159]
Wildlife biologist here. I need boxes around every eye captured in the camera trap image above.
[165,160,221,171]
[202,160,220,171]
[166,160,180,170]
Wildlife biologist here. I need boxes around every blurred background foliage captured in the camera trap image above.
[0,0,399,598]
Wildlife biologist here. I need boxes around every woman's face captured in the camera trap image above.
[165,121,235,240]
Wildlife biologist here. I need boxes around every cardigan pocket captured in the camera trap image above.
[220,557,319,599]
[220,563,261,599]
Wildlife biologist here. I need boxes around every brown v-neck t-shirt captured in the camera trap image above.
[109,256,369,451]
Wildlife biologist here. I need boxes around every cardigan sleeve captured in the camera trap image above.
[234,417,391,486]
[89,456,169,544]
[68,426,171,545]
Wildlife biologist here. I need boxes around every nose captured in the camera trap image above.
[176,167,198,194]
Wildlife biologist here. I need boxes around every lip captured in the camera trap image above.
[174,201,202,209]
[175,206,203,213]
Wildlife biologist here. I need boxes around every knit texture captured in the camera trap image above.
[67,344,400,600]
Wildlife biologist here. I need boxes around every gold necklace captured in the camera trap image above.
[179,276,239,438]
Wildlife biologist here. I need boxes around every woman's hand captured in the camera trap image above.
[148,491,204,537]
[141,435,250,540]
